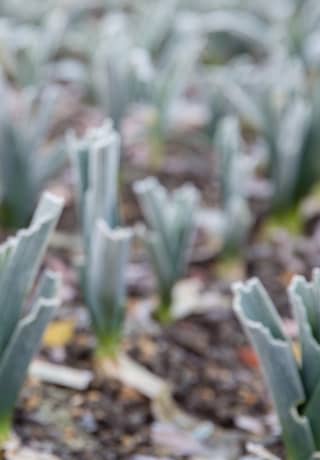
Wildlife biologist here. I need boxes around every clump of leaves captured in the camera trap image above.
[134,176,199,323]
[145,33,204,166]
[69,120,120,236]
[69,121,133,357]
[193,0,320,69]
[93,13,153,131]
[0,9,68,87]
[0,191,63,445]
[209,56,320,214]
[0,0,57,22]
[234,269,320,460]
[252,63,320,212]
[92,9,204,165]
[0,76,66,227]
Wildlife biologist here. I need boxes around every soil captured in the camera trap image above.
[15,289,284,459]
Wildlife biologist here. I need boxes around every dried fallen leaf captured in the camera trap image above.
[238,346,260,369]
[278,270,295,288]
[43,320,75,348]
[215,257,246,283]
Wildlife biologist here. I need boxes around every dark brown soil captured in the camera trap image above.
[130,311,269,429]
[16,376,153,460]
[15,297,284,459]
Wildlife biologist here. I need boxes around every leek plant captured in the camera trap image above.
[191,0,320,69]
[176,6,271,61]
[0,9,68,87]
[134,177,199,323]
[208,57,320,214]
[238,57,319,212]
[69,121,133,357]
[93,13,153,131]
[0,77,66,227]
[0,0,57,21]
[145,34,204,166]
[92,8,204,164]
[234,269,320,460]
[87,221,132,357]
[0,191,63,445]
[256,73,320,213]
[212,115,253,254]
[134,0,180,54]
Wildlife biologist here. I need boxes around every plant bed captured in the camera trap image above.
[13,292,286,459]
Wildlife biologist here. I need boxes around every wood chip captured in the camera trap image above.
[6,448,61,460]
[29,360,93,390]
[151,422,210,456]
[152,391,213,439]
[172,278,229,319]
[101,353,168,399]
[246,443,281,460]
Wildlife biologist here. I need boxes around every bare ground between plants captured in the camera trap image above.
[15,297,283,459]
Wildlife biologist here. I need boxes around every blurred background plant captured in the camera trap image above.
[91,4,205,166]
[0,75,66,227]
[211,115,254,255]
[0,8,68,87]
[198,55,319,240]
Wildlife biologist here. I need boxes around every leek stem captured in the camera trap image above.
[95,330,122,359]
[155,290,173,325]
[0,415,11,449]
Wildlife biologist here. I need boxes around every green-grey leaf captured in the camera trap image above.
[87,220,132,338]
[0,192,63,355]
[234,279,315,460]
[290,272,320,396]
[0,270,60,419]
[290,270,320,449]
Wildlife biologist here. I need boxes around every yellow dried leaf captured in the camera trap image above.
[278,270,296,288]
[215,257,245,282]
[43,320,75,348]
